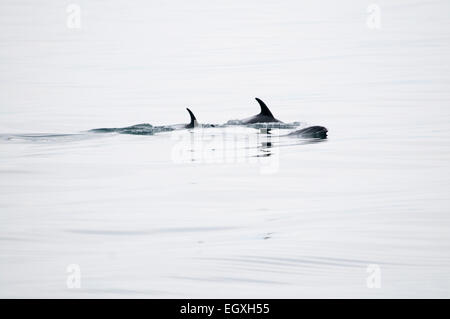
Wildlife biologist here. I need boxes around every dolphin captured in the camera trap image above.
[185,108,198,128]
[287,126,328,139]
[89,108,198,135]
[240,97,327,138]
[240,98,283,124]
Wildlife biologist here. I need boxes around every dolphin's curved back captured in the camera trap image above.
[288,126,328,139]
[186,108,197,128]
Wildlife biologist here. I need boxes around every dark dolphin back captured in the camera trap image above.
[288,126,328,139]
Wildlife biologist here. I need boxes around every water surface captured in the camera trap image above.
[1,0,450,298]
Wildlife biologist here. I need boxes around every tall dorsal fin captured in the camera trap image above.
[186,108,197,128]
[255,97,275,118]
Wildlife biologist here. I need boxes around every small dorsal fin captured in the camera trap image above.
[186,108,197,128]
[255,97,275,118]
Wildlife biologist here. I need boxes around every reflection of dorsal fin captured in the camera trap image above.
[255,97,275,118]
[186,108,197,128]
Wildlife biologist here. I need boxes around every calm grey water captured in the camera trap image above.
[1,0,450,298]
